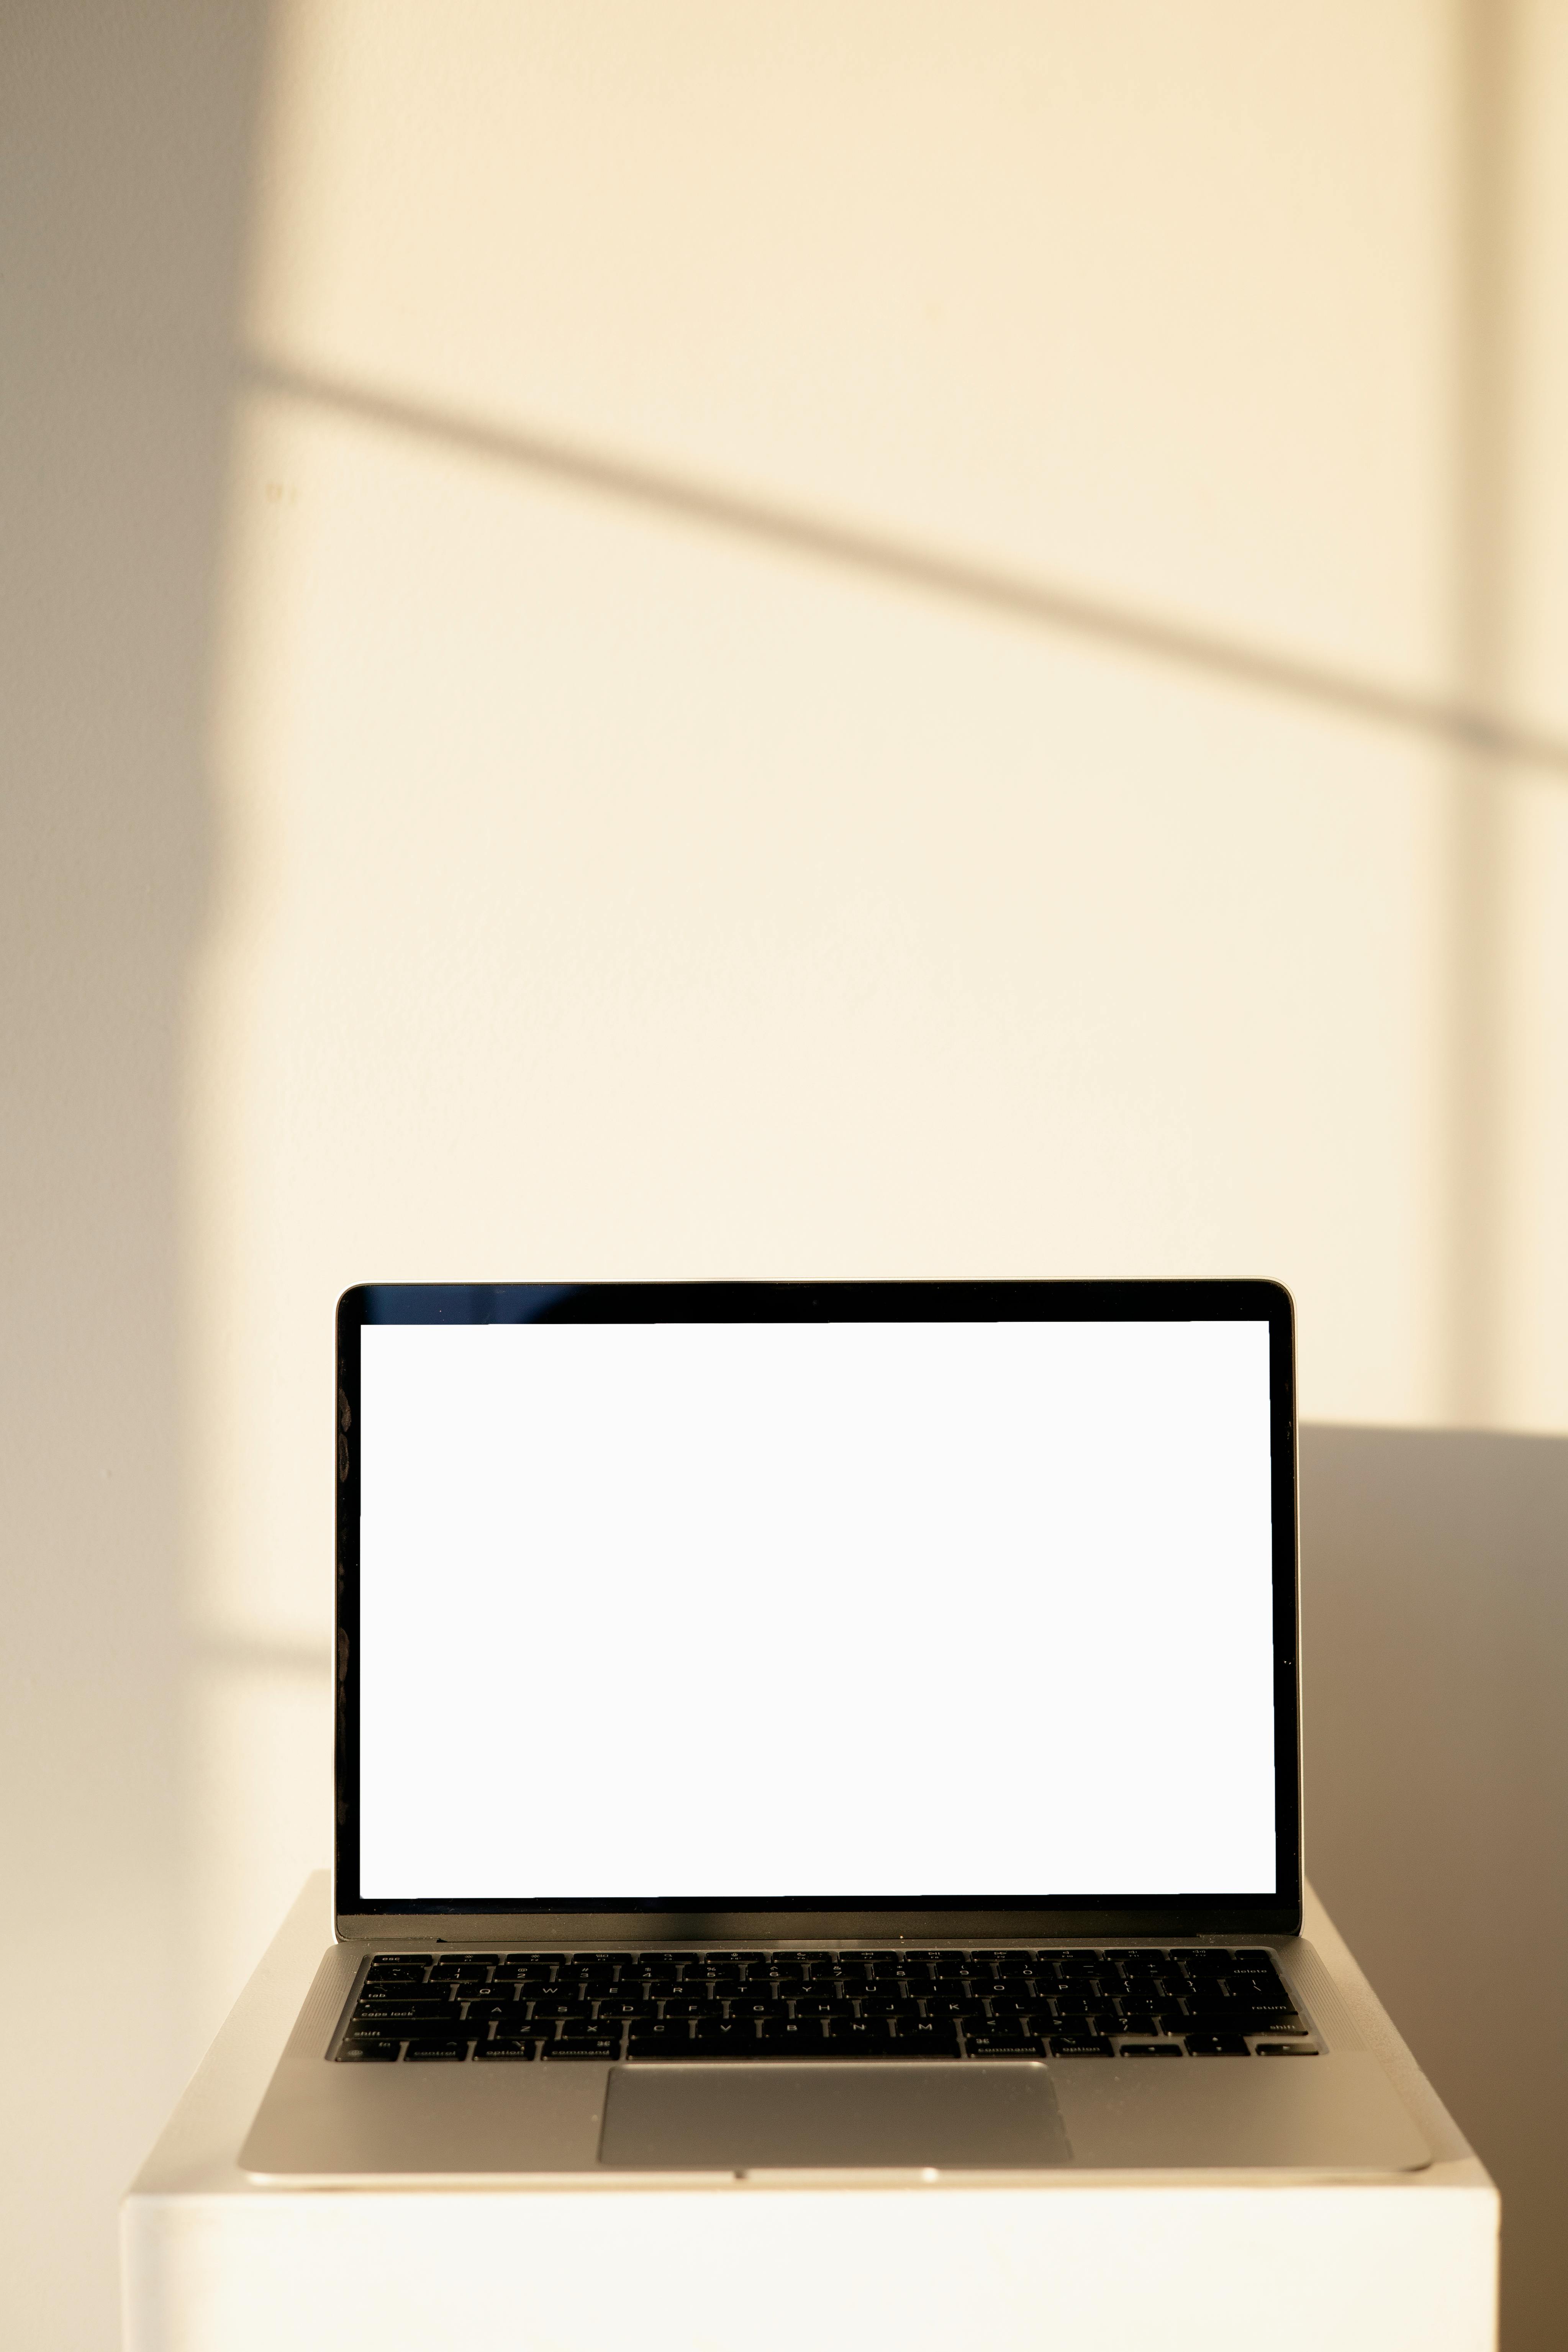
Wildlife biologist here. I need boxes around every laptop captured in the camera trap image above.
[241,1278,1429,2177]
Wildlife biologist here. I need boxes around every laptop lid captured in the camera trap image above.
[334,1280,1301,1943]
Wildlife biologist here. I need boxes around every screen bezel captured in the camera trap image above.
[334,1279,1301,1941]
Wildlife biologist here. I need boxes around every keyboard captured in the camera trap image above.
[336,1946,1317,2062]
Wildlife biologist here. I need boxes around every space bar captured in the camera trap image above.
[626,2031,962,2059]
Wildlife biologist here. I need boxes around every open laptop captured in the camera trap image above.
[241,1278,1429,2178]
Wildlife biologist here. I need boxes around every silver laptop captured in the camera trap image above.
[241,1279,1429,2178]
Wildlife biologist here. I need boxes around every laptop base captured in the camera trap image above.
[239,1935,1429,2179]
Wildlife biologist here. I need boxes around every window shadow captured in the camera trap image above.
[243,349,1568,787]
[0,4,274,2346]
[1302,1421,1568,2352]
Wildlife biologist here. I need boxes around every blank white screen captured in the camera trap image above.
[357,1318,1276,1898]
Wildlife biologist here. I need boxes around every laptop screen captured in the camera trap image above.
[342,1284,1292,1913]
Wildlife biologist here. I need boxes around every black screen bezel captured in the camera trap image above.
[335,1279,1301,1940]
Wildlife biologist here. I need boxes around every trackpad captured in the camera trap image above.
[600,2063,1071,2170]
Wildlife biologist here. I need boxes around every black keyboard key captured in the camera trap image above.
[356,1988,453,2011]
[338,2038,401,2062]
[893,2022,960,2055]
[1049,2035,1114,2056]
[1256,2043,1319,2055]
[821,2021,894,2054]
[756,2021,829,2054]
[542,2039,622,2060]
[627,2023,694,2054]
[1184,2035,1252,2056]
[474,2039,536,2062]
[405,2040,469,2061]
[1119,2041,1183,2056]
[964,2032,1045,2058]
[355,2000,455,2027]
[690,2021,762,2053]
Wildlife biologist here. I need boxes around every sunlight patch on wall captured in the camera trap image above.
[180,0,1568,2025]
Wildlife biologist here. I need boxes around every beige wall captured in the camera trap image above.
[3,2,1566,2345]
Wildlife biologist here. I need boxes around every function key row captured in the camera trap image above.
[362,1952,1291,2003]
[367,1947,1284,1973]
[372,1946,1278,1959]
